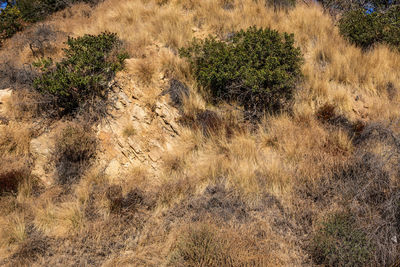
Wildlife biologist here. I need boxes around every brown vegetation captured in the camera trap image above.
[0,0,399,266]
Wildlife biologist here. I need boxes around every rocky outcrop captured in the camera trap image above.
[95,74,181,181]
[0,88,11,123]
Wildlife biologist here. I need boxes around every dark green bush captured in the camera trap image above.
[179,26,303,116]
[339,9,381,49]
[0,0,102,43]
[0,5,24,43]
[311,213,373,266]
[16,0,58,23]
[33,32,128,116]
[380,5,400,48]
[318,0,399,13]
[16,0,101,22]
[339,6,400,50]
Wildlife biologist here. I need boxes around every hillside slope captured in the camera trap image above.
[0,0,399,266]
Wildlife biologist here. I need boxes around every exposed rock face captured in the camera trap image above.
[0,88,12,119]
[3,71,181,186]
[30,131,55,186]
[94,74,181,181]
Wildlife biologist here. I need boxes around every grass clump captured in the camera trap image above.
[33,32,128,116]
[339,6,400,50]
[54,123,97,185]
[179,26,303,117]
[311,213,373,266]
[168,224,228,266]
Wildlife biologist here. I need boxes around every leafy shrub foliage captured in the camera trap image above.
[16,0,66,23]
[318,0,399,13]
[54,123,97,185]
[312,213,373,266]
[16,0,101,22]
[339,5,400,50]
[0,5,24,44]
[0,0,102,43]
[33,32,128,116]
[179,26,303,116]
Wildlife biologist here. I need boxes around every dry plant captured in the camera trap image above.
[0,0,399,265]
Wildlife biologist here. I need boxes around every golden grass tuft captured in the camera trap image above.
[0,0,399,265]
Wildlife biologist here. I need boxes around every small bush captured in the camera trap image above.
[195,109,222,136]
[161,79,190,108]
[311,213,373,266]
[266,0,296,11]
[16,0,102,23]
[0,5,24,44]
[318,0,399,14]
[0,0,102,43]
[179,26,303,116]
[339,6,400,50]
[33,32,128,116]
[54,123,97,185]
[169,224,228,266]
[0,61,36,90]
[27,24,59,58]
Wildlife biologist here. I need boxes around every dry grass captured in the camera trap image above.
[0,0,399,265]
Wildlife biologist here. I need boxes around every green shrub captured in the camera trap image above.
[0,5,24,43]
[339,6,400,50]
[318,0,399,13]
[16,0,101,22]
[380,5,400,48]
[16,0,53,23]
[339,9,381,49]
[311,213,373,266]
[0,0,102,42]
[179,26,303,116]
[33,32,128,116]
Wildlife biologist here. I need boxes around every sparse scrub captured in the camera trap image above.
[180,26,303,116]
[10,231,48,265]
[1,0,400,265]
[129,57,156,85]
[266,0,296,11]
[33,32,128,116]
[0,123,32,195]
[311,213,373,266]
[53,123,97,185]
[0,214,27,247]
[27,24,60,58]
[168,224,228,266]
[162,78,190,108]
